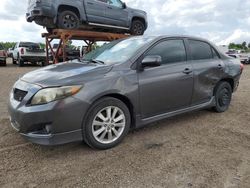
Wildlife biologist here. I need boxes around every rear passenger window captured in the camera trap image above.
[146,40,187,64]
[189,40,213,60]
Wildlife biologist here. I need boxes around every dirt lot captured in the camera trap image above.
[0,60,250,188]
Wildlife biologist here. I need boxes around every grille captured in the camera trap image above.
[13,88,28,102]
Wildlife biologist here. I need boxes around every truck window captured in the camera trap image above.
[107,0,123,8]
[19,42,40,49]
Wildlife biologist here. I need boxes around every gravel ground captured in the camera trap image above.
[0,60,250,188]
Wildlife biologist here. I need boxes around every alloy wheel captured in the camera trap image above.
[92,106,126,144]
[133,23,143,35]
[62,14,78,29]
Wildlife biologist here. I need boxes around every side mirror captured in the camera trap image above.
[122,2,127,9]
[141,55,162,68]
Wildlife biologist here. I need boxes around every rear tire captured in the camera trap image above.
[0,60,6,66]
[17,55,24,67]
[11,55,16,64]
[213,82,232,113]
[130,20,145,35]
[82,97,131,150]
[57,10,80,30]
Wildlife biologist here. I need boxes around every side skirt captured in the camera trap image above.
[135,97,215,129]
[88,22,130,30]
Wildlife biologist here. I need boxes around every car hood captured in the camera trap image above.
[21,61,113,87]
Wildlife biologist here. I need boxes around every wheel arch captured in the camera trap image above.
[90,93,136,129]
[58,5,81,19]
[131,17,146,28]
[214,78,235,95]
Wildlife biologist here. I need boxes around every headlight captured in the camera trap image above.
[31,85,82,105]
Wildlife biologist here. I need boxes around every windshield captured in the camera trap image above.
[19,42,40,49]
[83,37,155,65]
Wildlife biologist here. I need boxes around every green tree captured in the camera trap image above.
[229,43,236,49]
[242,41,247,50]
[39,43,45,49]
[0,42,16,50]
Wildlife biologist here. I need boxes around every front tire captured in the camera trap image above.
[213,82,232,113]
[57,10,80,30]
[82,97,131,150]
[130,20,145,35]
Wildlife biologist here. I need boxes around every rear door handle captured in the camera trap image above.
[87,2,94,5]
[183,68,193,74]
[107,6,113,9]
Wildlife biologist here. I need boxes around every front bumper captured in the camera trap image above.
[10,118,82,145]
[8,80,90,146]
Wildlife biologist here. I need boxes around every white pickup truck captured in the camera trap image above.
[13,42,46,67]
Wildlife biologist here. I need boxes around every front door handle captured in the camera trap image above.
[87,2,94,5]
[107,6,113,9]
[183,68,193,74]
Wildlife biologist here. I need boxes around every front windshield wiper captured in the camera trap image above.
[78,58,105,65]
[89,59,105,65]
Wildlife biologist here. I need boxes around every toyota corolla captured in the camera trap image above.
[8,36,243,150]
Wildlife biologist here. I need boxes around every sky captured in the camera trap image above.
[0,0,250,45]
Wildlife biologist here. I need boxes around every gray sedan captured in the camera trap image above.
[8,36,243,149]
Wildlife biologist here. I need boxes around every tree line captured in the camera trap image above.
[229,42,250,52]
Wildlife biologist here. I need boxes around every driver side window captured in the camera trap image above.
[146,39,187,65]
[107,0,123,8]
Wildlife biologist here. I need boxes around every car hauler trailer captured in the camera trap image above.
[42,29,129,65]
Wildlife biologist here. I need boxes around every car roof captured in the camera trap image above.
[132,35,211,43]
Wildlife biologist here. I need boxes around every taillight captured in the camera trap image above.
[240,63,244,72]
[20,48,24,55]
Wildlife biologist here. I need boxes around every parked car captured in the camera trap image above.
[26,0,148,35]
[226,50,249,64]
[12,42,46,67]
[49,44,80,62]
[9,36,243,149]
[0,44,7,66]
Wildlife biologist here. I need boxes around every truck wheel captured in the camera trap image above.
[58,10,80,30]
[130,20,145,35]
[17,55,24,67]
[213,82,232,113]
[11,55,16,64]
[0,60,6,66]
